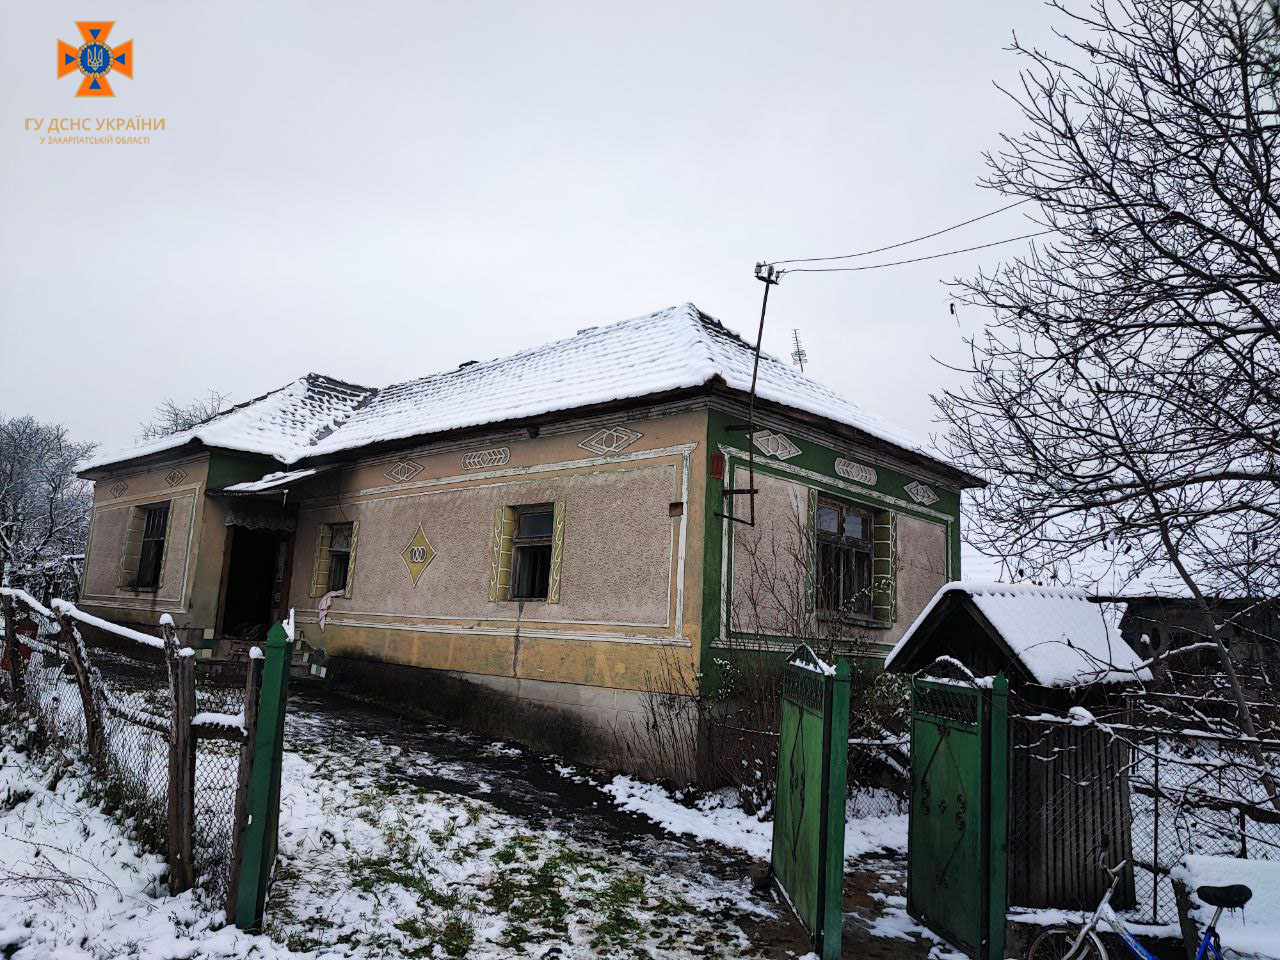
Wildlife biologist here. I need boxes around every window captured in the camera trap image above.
[816,498,873,619]
[490,501,566,603]
[134,502,170,589]
[327,522,354,594]
[510,506,553,600]
[311,520,360,599]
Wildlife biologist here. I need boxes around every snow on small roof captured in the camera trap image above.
[885,581,1150,687]
[219,468,318,493]
[81,304,961,476]
[80,374,374,472]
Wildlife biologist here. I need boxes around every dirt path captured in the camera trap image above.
[284,683,948,959]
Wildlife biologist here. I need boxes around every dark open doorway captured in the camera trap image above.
[221,527,288,645]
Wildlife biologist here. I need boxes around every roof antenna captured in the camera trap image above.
[790,328,808,372]
[717,262,780,526]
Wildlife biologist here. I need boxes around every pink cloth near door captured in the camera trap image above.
[317,590,344,631]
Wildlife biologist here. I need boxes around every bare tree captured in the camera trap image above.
[0,416,94,601]
[940,0,1280,802]
[620,501,910,813]
[137,389,228,440]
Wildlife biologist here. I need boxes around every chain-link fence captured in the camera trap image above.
[193,677,248,899]
[2,589,258,909]
[1006,710,1280,925]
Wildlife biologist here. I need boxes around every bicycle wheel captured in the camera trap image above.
[1027,927,1108,960]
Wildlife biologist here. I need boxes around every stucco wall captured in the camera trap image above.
[890,513,949,646]
[723,463,950,652]
[297,463,677,625]
[80,455,214,632]
[728,470,809,637]
[289,409,707,695]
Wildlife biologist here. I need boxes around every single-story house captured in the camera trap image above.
[76,303,982,775]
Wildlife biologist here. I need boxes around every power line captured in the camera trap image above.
[769,198,1030,266]
[780,229,1052,274]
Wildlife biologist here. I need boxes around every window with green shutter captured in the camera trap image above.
[871,509,897,624]
[813,495,896,627]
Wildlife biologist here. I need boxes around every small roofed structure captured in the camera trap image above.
[885,582,1149,692]
[887,582,1150,914]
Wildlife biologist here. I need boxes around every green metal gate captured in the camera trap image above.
[908,672,1008,960]
[771,645,850,960]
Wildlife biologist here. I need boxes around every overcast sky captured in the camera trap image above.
[1,1,1062,455]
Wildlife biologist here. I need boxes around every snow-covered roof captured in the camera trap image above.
[79,374,373,472]
[82,304,961,476]
[885,581,1150,687]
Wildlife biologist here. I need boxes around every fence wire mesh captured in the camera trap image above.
[1007,712,1280,925]
[3,597,250,907]
[193,677,246,899]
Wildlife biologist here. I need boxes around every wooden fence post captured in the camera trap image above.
[162,619,197,894]
[57,611,103,756]
[233,619,293,931]
[2,594,25,703]
[226,648,264,917]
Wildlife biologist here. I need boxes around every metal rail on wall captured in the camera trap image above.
[716,261,780,527]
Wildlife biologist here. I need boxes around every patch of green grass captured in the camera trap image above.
[439,911,475,958]
[393,909,474,959]
[484,842,612,951]
[348,852,459,910]
[591,871,646,952]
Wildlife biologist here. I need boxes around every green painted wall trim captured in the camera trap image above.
[698,413,726,680]
[698,407,964,684]
[207,452,277,491]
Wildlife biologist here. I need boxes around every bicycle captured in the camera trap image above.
[1026,852,1252,960]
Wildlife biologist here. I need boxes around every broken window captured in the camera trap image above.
[134,501,170,589]
[510,506,554,600]
[816,498,874,620]
[490,502,565,603]
[311,520,360,599]
[327,522,354,594]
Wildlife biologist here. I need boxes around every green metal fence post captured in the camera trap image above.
[819,659,852,960]
[771,646,851,960]
[233,619,293,931]
[986,672,1009,960]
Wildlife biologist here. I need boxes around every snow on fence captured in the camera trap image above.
[1006,707,1280,926]
[0,589,264,911]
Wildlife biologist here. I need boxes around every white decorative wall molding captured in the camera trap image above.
[385,460,424,483]
[904,480,939,506]
[579,425,643,456]
[462,447,511,470]
[751,430,801,461]
[834,458,877,486]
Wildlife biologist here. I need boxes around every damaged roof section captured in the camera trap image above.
[80,303,969,480]
[79,373,374,472]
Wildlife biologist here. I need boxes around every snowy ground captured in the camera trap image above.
[0,687,952,959]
